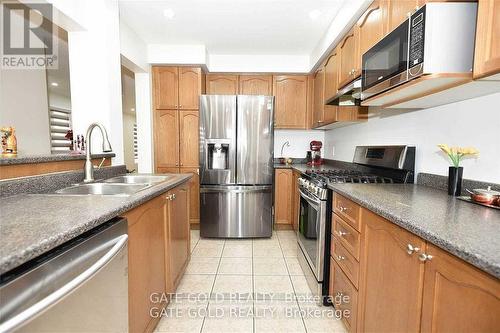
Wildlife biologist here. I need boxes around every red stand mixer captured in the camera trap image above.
[307,140,323,166]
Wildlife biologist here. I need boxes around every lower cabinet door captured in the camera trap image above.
[125,196,167,333]
[358,209,426,333]
[180,167,200,224]
[420,244,500,333]
[166,184,190,290]
[331,259,358,332]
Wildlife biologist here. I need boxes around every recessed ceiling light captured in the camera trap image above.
[130,108,135,112]
[51,82,58,87]
[309,9,322,20]
[163,8,175,19]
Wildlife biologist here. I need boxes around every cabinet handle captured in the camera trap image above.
[418,253,433,262]
[337,230,348,237]
[339,206,348,212]
[406,244,420,255]
[179,105,182,108]
[166,194,172,200]
[337,255,346,261]
[172,194,176,200]
[175,105,178,108]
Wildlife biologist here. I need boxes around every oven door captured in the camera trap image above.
[297,189,325,281]
[361,19,410,99]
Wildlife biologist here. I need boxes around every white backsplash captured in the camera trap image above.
[274,130,325,159]
[323,92,500,183]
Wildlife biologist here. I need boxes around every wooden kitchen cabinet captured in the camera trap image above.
[358,208,427,333]
[239,75,273,95]
[312,66,337,128]
[420,244,500,332]
[338,26,360,89]
[179,111,199,168]
[274,169,293,225]
[324,50,339,102]
[291,170,301,231]
[179,67,203,110]
[180,167,200,225]
[358,0,386,58]
[385,0,419,33]
[473,0,500,79]
[273,75,309,129]
[153,67,178,110]
[206,74,239,94]
[125,196,167,333]
[154,110,179,169]
[165,184,190,291]
[331,260,359,332]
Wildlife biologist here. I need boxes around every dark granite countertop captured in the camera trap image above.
[328,183,500,278]
[0,173,192,275]
[0,152,115,165]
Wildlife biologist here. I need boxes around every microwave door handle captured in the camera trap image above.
[0,235,128,333]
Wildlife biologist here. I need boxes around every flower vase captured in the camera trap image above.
[448,166,463,196]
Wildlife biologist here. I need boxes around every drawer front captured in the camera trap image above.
[334,194,361,231]
[331,259,358,333]
[331,236,359,289]
[332,214,360,260]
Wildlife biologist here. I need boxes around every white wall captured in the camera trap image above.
[66,0,124,163]
[0,68,51,155]
[274,130,325,159]
[323,93,500,183]
[122,112,137,171]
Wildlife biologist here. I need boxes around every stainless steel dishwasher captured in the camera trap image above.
[0,218,128,333]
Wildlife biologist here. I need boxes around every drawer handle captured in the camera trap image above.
[336,292,344,297]
[337,230,348,237]
[406,244,420,255]
[339,206,348,212]
[337,255,346,261]
[418,253,433,262]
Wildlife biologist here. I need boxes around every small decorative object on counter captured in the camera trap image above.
[0,126,17,156]
[65,130,74,151]
[466,187,500,206]
[437,144,479,196]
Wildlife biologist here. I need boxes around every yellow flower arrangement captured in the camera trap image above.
[437,144,479,167]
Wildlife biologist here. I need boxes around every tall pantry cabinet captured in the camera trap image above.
[152,66,205,224]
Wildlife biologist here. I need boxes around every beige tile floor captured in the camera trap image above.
[154,230,347,333]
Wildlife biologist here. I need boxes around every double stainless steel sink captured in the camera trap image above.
[54,175,172,196]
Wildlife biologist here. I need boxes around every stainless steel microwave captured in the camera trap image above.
[361,3,477,100]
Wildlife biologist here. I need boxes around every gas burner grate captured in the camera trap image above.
[304,169,395,184]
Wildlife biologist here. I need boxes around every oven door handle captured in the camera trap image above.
[299,189,321,208]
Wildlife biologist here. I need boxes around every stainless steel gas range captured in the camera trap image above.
[297,145,415,305]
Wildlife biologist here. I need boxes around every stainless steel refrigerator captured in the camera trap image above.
[199,95,274,238]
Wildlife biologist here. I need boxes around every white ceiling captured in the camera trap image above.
[118,0,345,56]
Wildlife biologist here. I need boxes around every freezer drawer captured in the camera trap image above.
[200,185,272,238]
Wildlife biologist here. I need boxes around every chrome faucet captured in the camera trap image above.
[83,123,112,182]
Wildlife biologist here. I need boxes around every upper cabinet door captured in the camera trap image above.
[179,111,199,168]
[324,49,339,102]
[338,26,360,89]
[420,244,500,332]
[385,0,418,33]
[312,68,325,126]
[273,75,308,129]
[206,74,239,94]
[153,67,178,109]
[155,110,179,168]
[473,0,500,79]
[238,75,273,95]
[178,67,202,110]
[358,0,386,58]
